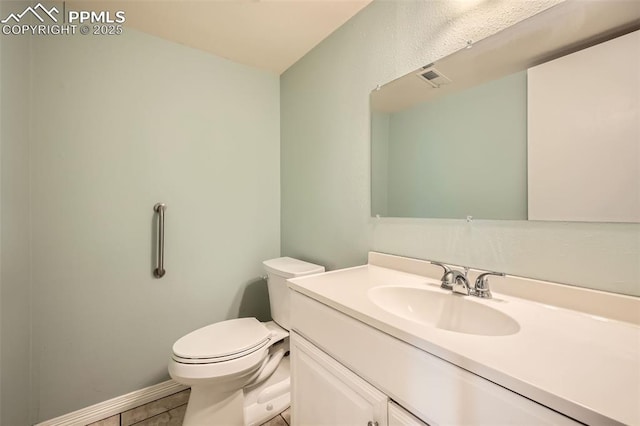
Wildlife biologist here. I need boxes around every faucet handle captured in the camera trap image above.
[431,261,453,290]
[430,261,450,274]
[473,271,505,299]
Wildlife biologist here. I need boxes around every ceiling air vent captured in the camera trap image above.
[421,70,440,80]
[417,67,452,88]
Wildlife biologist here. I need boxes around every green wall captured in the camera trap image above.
[2,26,281,422]
[0,2,32,424]
[281,0,639,296]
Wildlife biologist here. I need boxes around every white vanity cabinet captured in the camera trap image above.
[291,332,388,426]
[289,290,581,426]
[291,330,429,426]
[388,403,428,426]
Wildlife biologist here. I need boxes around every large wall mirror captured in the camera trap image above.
[371,1,640,222]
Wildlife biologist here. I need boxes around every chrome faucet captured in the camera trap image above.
[431,261,504,299]
[451,268,472,296]
[431,262,468,292]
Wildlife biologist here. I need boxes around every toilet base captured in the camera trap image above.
[181,355,291,426]
[244,356,291,426]
[183,385,245,426]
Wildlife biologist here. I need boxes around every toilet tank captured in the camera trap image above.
[263,257,324,330]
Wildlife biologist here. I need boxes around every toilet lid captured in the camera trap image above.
[172,318,270,360]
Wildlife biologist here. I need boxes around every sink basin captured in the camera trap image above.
[368,286,520,336]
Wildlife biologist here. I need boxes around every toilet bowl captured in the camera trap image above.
[169,257,324,426]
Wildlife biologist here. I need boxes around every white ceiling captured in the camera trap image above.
[76,0,372,74]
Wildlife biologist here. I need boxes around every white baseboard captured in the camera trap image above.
[36,380,189,426]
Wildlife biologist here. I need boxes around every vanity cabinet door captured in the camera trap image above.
[388,402,429,426]
[291,331,388,426]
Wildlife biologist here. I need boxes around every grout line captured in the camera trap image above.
[259,413,288,426]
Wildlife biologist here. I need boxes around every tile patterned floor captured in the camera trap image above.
[123,390,191,425]
[86,388,290,426]
[260,408,291,426]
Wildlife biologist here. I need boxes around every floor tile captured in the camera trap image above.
[260,414,287,426]
[281,408,291,425]
[122,389,190,426]
[131,403,187,426]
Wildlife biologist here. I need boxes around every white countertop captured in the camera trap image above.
[288,263,640,425]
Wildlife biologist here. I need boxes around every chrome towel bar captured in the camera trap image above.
[154,203,166,278]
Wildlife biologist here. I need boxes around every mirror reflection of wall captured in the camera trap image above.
[371,1,640,222]
[372,71,527,219]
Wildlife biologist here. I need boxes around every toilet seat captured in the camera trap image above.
[172,318,271,365]
[172,339,271,364]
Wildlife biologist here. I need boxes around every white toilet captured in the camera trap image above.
[168,257,324,426]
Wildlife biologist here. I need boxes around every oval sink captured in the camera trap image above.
[368,286,520,336]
